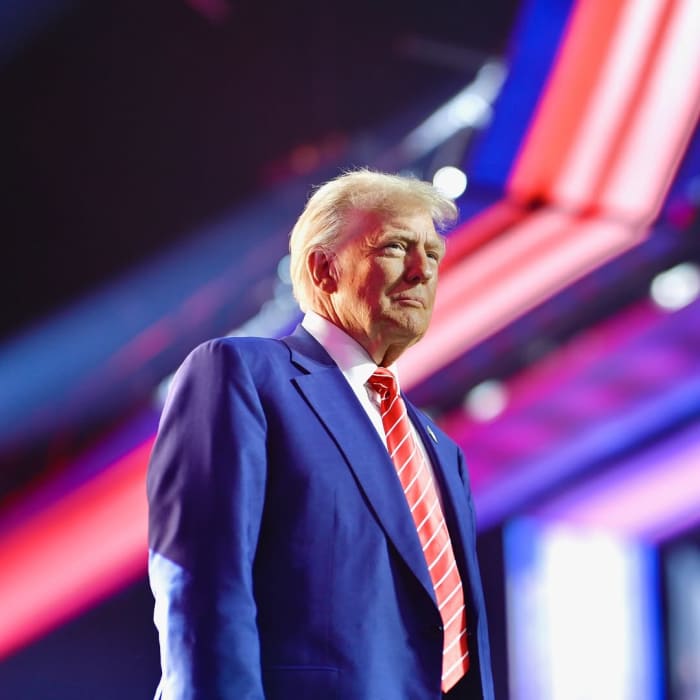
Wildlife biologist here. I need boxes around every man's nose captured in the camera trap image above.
[405,249,434,282]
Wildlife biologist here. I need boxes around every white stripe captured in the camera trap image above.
[384,405,407,438]
[444,604,465,630]
[401,452,423,488]
[411,478,434,513]
[415,496,439,532]
[438,580,462,610]
[381,393,401,418]
[428,540,450,571]
[397,458,416,483]
[421,518,445,550]
[434,559,457,589]
[441,649,469,680]
[389,430,412,460]
[443,627,467,654]
[396,445,418,477]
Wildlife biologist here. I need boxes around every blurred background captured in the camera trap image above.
[1,0,699,698]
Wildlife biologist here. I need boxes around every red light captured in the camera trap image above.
[0,439,153,658]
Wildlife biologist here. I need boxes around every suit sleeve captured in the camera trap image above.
[147,340,268,700]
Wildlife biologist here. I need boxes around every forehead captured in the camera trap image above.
[376,211,441,242]
[336,208,444,254]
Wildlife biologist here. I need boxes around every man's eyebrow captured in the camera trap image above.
[375,229,446,251]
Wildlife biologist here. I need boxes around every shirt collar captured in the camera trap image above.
[301,310,400,389]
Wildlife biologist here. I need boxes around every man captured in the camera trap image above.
[148,169,494,699]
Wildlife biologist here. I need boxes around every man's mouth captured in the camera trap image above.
[393,296,425,308]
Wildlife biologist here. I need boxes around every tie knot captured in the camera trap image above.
[368,367,398,401]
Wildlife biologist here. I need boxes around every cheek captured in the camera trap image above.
[427,277,439,299]
[361,268,390,295]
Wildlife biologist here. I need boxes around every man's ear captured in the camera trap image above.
[308,249,338,293]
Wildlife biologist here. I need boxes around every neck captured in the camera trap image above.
[310,307,410,366]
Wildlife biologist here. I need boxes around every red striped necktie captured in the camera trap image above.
[368,367,469,692]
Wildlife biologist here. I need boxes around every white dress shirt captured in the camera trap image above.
[301,311,436,471]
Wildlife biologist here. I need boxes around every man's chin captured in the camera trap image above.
[383,315,430,344]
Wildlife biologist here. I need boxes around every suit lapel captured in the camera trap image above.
[408,405,473,544]
[408,404,481,614]
[282,328,436,601]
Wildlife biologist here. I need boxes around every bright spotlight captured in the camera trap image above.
[433,166,468,199]
[650,262,700,311]
[464,379,508,422]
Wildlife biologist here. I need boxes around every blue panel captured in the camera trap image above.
[467,0,576,189]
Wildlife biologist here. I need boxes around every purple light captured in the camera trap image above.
[531,420,700,542]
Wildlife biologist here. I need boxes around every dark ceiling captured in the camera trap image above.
[1,0,520,340]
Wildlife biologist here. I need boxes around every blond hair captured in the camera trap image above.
[289,169,458,311]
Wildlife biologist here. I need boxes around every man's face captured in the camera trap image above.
[329,209,445,364]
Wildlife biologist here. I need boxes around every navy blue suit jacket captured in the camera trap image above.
[147,326,494,699]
